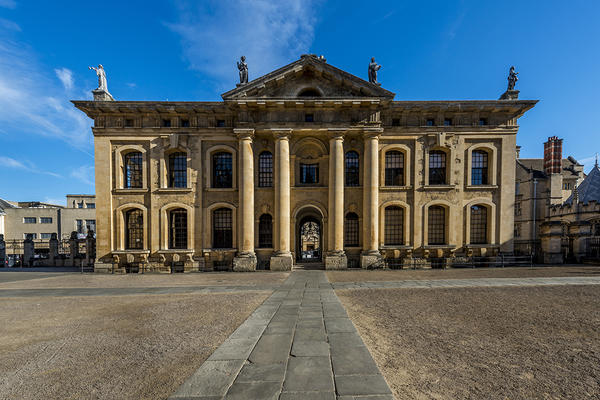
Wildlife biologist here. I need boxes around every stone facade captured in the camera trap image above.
[73,55,536,273]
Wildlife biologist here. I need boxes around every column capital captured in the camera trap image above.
[363,127,383,139]
[269,128,293,140]
[234,128,255,140]
[327,128,347,141]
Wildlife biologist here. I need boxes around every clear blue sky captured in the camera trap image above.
[1,0,599,203]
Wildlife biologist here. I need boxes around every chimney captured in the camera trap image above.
[543,136,562,174]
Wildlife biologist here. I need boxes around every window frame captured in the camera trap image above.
[344,212,359,247]
[212,208,233,249]
[169,208,188,249]
[428,150,447,185]
[258,151,274,188]
[384,150,405,186]
[345,151,360,187]
[212,152,233,188]
[384,206,404,246]
[471,150,489,185]
[300,163,319,185]
[125,209,144,250]
[258,214,273,248]
[469,205,488,244]
[168,151,188,188]
[123,151,143,189]
[427,205,446,245]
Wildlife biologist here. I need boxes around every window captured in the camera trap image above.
[216,119,225,127]
[479,118,488,126]
[162,119,171,127]
[471,150,489,185]
[125,209,143,249]
[213,208,232,248]
[78,202,84,209]
[426,119,435,126]
[258,152,273,187]
[428,206,445,245]
[300,163,319,184]
[168,152,187,188]
[258,214,273,248]
[345,151,360,187]
[24,233,37,239]
[169,209,187,249]
[76,219,85,234]
[385,151,404,186]
[212,152,233,188]
[41,233,53,240]
[515,182,520,195]
[429,151,446,185]
[86,220,96,233]
[344,213,359,247]
[305,113,314,122]
[40,217,52,224]
[384,206,404,245]
[515,201,522,216]
[23,217,36,224]
[470,205,487,244]
[181,119,190,128]
[392,118,400,126]
[514,223,522,238]
[87,203,95,209]
[124,152,143,188]
[443,118,452,126]
[125,119,134,127]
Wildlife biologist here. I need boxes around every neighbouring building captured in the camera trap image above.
[73,54,536,273]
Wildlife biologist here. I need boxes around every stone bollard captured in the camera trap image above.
[85,230,96,268]
[0,234,5,267]
[49,233,59,265]
[23,233,35,267]
[69,231,79,266]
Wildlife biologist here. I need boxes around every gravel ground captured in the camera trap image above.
[327,265,600,283]
[0,271,289,289]
[0,292,269,400]
[338,285,600,400]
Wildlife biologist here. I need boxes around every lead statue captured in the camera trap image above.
[368,57,382,85]
[507,66,518,91]
[237,56,248,84]
[89,64,108,92]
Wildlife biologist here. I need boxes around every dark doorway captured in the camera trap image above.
[297,216,322,262]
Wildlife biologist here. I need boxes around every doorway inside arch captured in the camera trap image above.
[297,216,322,263]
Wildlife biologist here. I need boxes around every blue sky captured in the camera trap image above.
[1,0,599,203]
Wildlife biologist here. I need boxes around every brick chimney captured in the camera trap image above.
[543,136,562,174]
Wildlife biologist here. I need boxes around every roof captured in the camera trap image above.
[517,157,584,179]
[566,164,600,204]
[0,198,16,214]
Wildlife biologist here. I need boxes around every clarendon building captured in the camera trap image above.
[73,55,536,272]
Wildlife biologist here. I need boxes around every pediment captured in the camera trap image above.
[222,54,395,100]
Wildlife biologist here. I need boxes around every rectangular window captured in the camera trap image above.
[23,217,36,224]
[162,119,171,127]
[41,233,53,239]
[384,207,404,246]
[78,202,84,209]
[125,119,134,127]
[181,119,190,128]
[385,151,404,186]
[443,118,452,126]
[428,207,446,245]
[76,219,84,234]
[344,214,359,247]
[24,233,37,239]
[515,201,522,216]
[40,217,53,224]
[479,118,488,126]
[86,220,96,233]
[300,164,319,184]
[213,209,233,248]
[429,151,447,185]
[258,152,273,187]
[426,119,435,126]
[87,203,95,209]
[471,151,489,185]
[216,119,225,127]
[305,113,314,122]
[391,118,400,126]
[514,223,521,238]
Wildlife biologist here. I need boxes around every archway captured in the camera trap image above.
[296,215,322,263]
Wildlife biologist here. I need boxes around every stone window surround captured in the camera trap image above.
[422,200,454,246]
[115,203,148,251]
[204,144,237,190]
[256,212,274,249]
[291,137,329,187]
[464,199,497,245]
[204,202,237,250]
[465,143,498,187]
[114,144,149,190]
[380,144,411,188]
[423,146,454,187]
[378,200,411,248]
[159,203,195,251]
[160,146,192,189]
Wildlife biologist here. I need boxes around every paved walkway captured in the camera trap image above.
[169,270,393,400]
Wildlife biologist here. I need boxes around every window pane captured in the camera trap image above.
[125,209,143,249]
[258,152,273,187]
[429,151,446,185]
[213,152,233,188]
[213,208,232,248]
[300,164,319,184]
[384,206,404,245]
[470,206,487,244]
[124,152,143,188]
[169,152,187,188]
[345,151,359,186]
[258,214,273,248]
[385,151,404,186]
[471,150,488,185]
[428,206,445,245]
[169,209,187,249]
[344,213,359,247]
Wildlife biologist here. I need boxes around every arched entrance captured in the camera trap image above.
[296,215,322,263]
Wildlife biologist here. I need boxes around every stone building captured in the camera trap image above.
[514,137,585,256]
[73,55,536,272]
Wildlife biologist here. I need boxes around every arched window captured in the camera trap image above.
[429,150,446,185]
[212,152,233,188]
[345,151,359,187]
[384,206,404,245]
[169,208,187,249]
[428,206,446,245]
[472,150,489,185]
[168,152,187,188]
[258,214,273,248]
[213,208,232,248]
[125,209,143,249]
[124,152,143,188]
[258,152,273,187]
[385,151,404,186]
[344,212,359,247]
[470,205,487,244]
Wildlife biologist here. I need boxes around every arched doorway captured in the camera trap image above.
[297,216,322,263]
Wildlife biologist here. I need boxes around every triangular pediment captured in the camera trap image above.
[221,54,395,100]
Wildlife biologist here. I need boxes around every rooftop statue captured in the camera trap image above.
[507,66,519,91]
[237,56,248,84]
[368,57,382,86]
[89,64,108,92]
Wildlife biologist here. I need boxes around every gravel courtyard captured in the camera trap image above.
[338,284,600,400]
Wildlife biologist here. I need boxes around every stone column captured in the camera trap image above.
[270,130,294,271]
[325,133,347,269]
[361,130,384,268]
[233,129,257,271]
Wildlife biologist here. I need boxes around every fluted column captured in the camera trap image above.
[361,130,383,268]
[233,129,257,271]
[325,132,347,269]
[270,130,294,270]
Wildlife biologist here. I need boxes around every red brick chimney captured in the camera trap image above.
[543,136,562,174]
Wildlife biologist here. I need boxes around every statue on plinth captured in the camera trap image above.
[507,66,518,90]
[368,57,382,85]
[88,64,114,101]
[237,56,248,85]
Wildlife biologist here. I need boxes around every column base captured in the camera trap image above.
[360,251,384,269]
[325,251,347,270]
[270,252,294,271]
[233,252,257,272]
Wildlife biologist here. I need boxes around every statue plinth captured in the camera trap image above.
[499,90,519,100]
[92,89,114,101]
[236,83,247,88]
